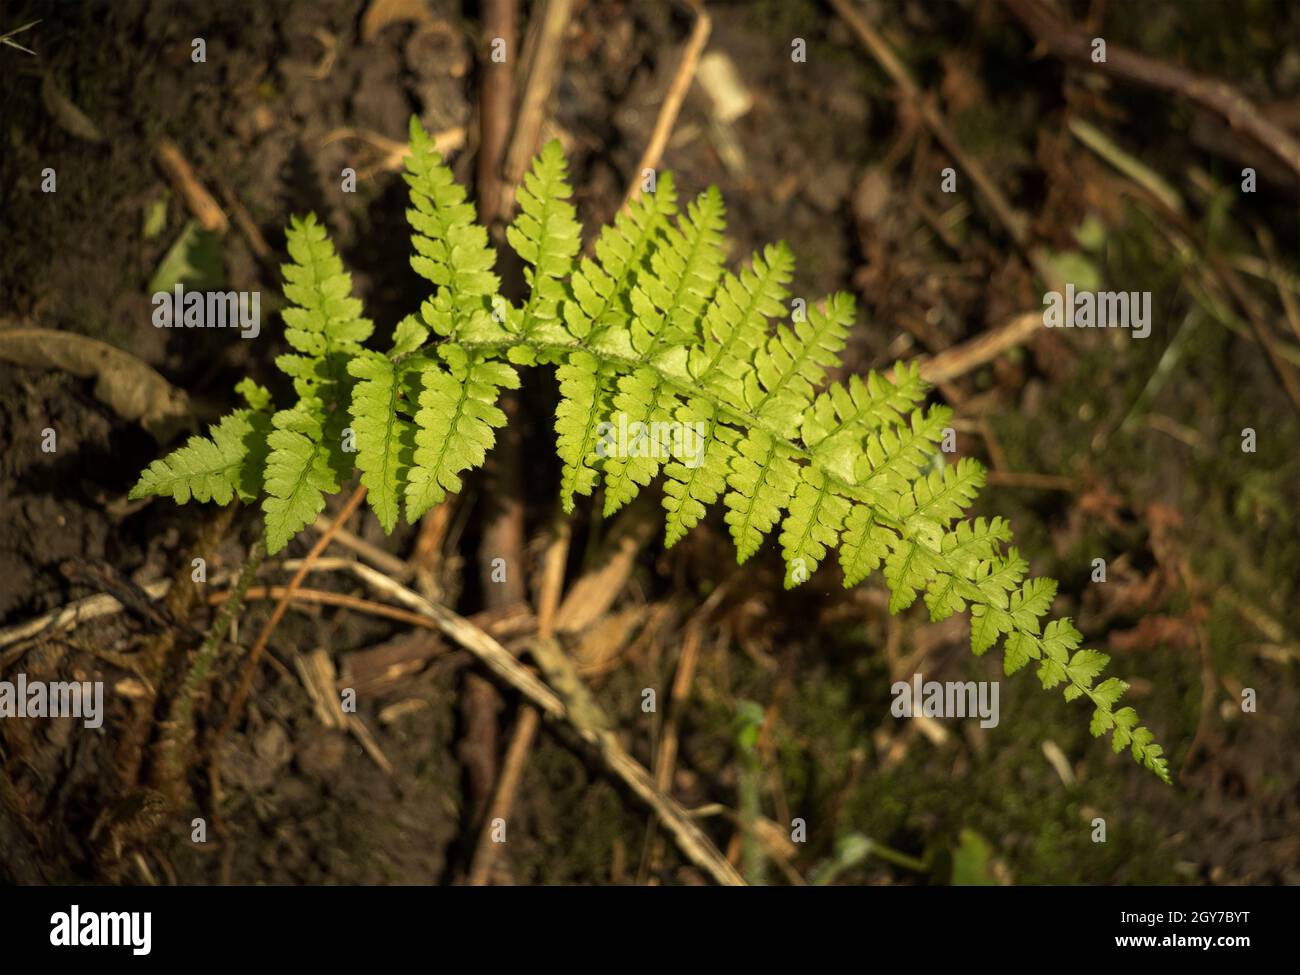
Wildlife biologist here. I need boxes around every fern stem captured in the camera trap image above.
[156,538,265,781]
[217,484,369,743]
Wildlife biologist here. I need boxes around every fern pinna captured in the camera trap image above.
[132,117,1170,783]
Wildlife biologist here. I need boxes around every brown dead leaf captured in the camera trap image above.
[41,72,104,143]
[0,325,190,441]
[939,51,983,116]
[573,605,649,675]
[1109,614,1201,653]
[553,497,658,634]
[361,0,434,42]
[1077,483,1131,533]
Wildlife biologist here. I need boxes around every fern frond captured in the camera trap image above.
[405,346,520,520]
[555,351,610,511]
[856,406,953,509]
[262,404,342,554]
[551,179,680,506]
[748,292,855,435]
[132,123,1171,783]
[896,457,986,546]
[630,186,726,359]
[839,503,895,587]
[693,243,793,402]
[130,408,271,505]
[347,317,428,532]
[662,399,737,546]
[507,139,582,346]
[564,179,679,341]
[779,466,852,587]
[600,189,729,514]
[723,427,800,562]
[405,117,502,343]
[278,213,373,399]
[600,370,679,515]
[803,364,928,482]
[259,215,372,552]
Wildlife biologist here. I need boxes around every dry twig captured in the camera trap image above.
[623,1,711,208]
[467,520,570,886]
[1002,0,1300,193]
[216,486,368,743]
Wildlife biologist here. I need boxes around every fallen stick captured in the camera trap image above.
[154,139,229,234]
[311,557,744,886]
[467,521,568,886]
[207,554,741,883]
[1001,0,1300,193]
[217,486,368,742]
[310,513,413,580]
[913,310,1042,385]
[830,0,1051,284]
[503,0,575,186]
[0,581,172,651]
[623,1,711,209]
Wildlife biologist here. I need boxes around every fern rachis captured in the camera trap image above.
[131,116,1170,783]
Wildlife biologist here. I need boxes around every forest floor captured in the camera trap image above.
[1,0,1298,884]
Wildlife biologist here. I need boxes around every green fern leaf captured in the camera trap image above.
[280,214,373,397]
[564,178,678,340]
[779,467,852,587]
[839,503,894,587]
[130,409,271,505]
[857,406,953,508]
[694,243,793,403]
[555,351,610,511]
[802,362,928,448]
[883,533,944,613]
[551,181,680,503]
[347,316,430,532]
[603,189,728,515]
[132,122,1173,782]
[662,401,738,547]
[1009,576,1058,633]
[405,118,502,343]
[261,215,372,551]
[601,367,682,516]
[262,405,341,554]
[508,139,582,344]
[348,358,412,532]
[748,292,855,435]
[897,457,986,546]
[723,427,800,562]
[405,346,520,520]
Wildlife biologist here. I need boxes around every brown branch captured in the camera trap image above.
[830,0,1051,282]
[477,0,519,226]
[153,140,229,234]
[465,0,525,856]
[503,0,575,187]
[285,556,743,885]
[1001,0,1300,193]
[623,1,711,208]
[417,593,744,886]
[212,584,437,630]
[913,310,1043,385]
[467,520,569,886]
[830,0,1063,383]
[216,485,368,742]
